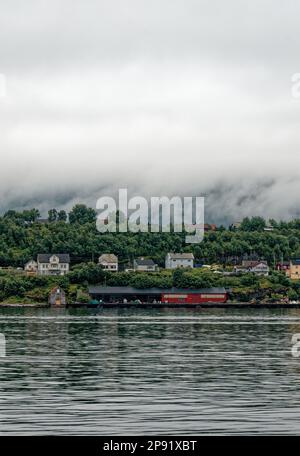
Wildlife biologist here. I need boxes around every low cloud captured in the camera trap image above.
[0,1,300,223]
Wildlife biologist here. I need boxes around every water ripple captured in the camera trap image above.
[0,307,300,434]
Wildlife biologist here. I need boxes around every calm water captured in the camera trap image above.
[0,306,300,435]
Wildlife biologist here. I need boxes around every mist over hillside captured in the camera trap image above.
[1,1,300,222]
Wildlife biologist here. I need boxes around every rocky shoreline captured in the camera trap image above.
[1,301,300,309]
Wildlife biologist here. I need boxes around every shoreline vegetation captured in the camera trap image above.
[2,303,300,308]
[1,207,300,306]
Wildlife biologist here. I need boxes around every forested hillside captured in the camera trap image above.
[1,205,300,268]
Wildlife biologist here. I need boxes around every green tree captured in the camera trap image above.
[240,216,266,232]
[69,204,96,225]
[57,210,67,222]
[48,209,58,222]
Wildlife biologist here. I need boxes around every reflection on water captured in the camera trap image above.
[0,306,300,435]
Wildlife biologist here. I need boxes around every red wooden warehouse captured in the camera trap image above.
[88,287,228,304]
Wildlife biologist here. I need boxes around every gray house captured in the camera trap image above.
[133,258,157,272]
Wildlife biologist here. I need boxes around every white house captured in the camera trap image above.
[24,260,38,275]
[234,260,269,276]
[133,258,157,272]
[165,253,194,269]
[249,261,269,276]
[37,254,70,276]
[98,254,118,271]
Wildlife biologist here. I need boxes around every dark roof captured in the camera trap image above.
[88,286,226,295]
[37,254,70,263]
[250,261,268,268]
[167,253,194,260]
[291,259,300,265]
[134,258,155,266]
[242,260,268,267]
[239,260,268,269]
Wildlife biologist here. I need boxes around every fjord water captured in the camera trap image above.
[1,307,300,435]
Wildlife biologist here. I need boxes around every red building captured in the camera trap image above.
[276,262,290,272]
[88,286,228,304]
[204,224,217,231]
[161,290,227,304]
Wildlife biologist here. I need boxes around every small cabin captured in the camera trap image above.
[49,287,66,307]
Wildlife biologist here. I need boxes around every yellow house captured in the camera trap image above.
[289,259,300,280]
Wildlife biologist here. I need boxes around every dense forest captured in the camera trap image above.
[1,204,300,268]
[1,205,300,304]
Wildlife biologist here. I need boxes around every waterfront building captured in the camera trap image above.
[88,286,227,304]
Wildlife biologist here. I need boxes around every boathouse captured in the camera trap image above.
[88,286,227,304]
[49,287,67,307]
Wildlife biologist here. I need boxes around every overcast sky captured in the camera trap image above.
[0,0,300,223]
